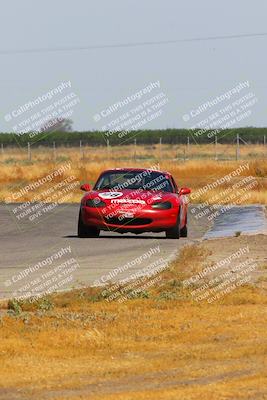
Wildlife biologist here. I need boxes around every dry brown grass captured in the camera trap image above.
[1,292,267,400]
[1,144,267,204]
[0,242,266,399]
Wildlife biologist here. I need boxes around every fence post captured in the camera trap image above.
[187,136,190,158]
[79,140,82,159]
[134,138,137,161]
[215,135,218,160]
[107,139,110,160]
[159,137,162,161]
[53,141,56,161]
[236,133,240,161]
[27,142,31,161]
[1,143,3,156]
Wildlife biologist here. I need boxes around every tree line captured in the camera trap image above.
[0,127,266,146]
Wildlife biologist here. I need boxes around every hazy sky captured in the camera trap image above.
[1,0,267,132]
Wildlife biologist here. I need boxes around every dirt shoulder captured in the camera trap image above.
[202,234,267,287]
[0,234,267,400]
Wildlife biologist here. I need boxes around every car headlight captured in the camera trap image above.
[151,201,172,209]
[86,198,106,208]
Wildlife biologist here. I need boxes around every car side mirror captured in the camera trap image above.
[179,187,191,195]
[80,183,91,191]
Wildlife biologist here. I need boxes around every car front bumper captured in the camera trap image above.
[81,206,179,233]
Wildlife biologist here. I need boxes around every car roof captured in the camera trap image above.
[100,168,171,176]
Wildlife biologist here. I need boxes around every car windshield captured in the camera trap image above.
[94,170,174,193]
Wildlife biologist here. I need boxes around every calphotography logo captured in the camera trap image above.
[4,81,81,145]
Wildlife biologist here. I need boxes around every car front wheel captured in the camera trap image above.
[78,209,100,238]
[165,212,180,239]
[180,215,188,237]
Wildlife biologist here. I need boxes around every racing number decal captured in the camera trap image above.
[98,192,123,199]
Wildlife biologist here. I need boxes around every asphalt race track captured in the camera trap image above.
[0,203,211,299]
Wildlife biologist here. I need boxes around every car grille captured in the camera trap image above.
[104,217,152,226]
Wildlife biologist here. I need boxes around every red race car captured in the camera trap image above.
[78,168,191,239]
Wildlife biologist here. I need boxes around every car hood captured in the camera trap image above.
[82,189,179,206]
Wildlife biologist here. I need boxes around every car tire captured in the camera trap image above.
[180,215,188,237]
[165,212,180,239]
[180,224,188,237]
[78,209,100,238]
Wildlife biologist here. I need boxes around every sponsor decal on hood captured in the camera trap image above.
[111,199,146,204]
